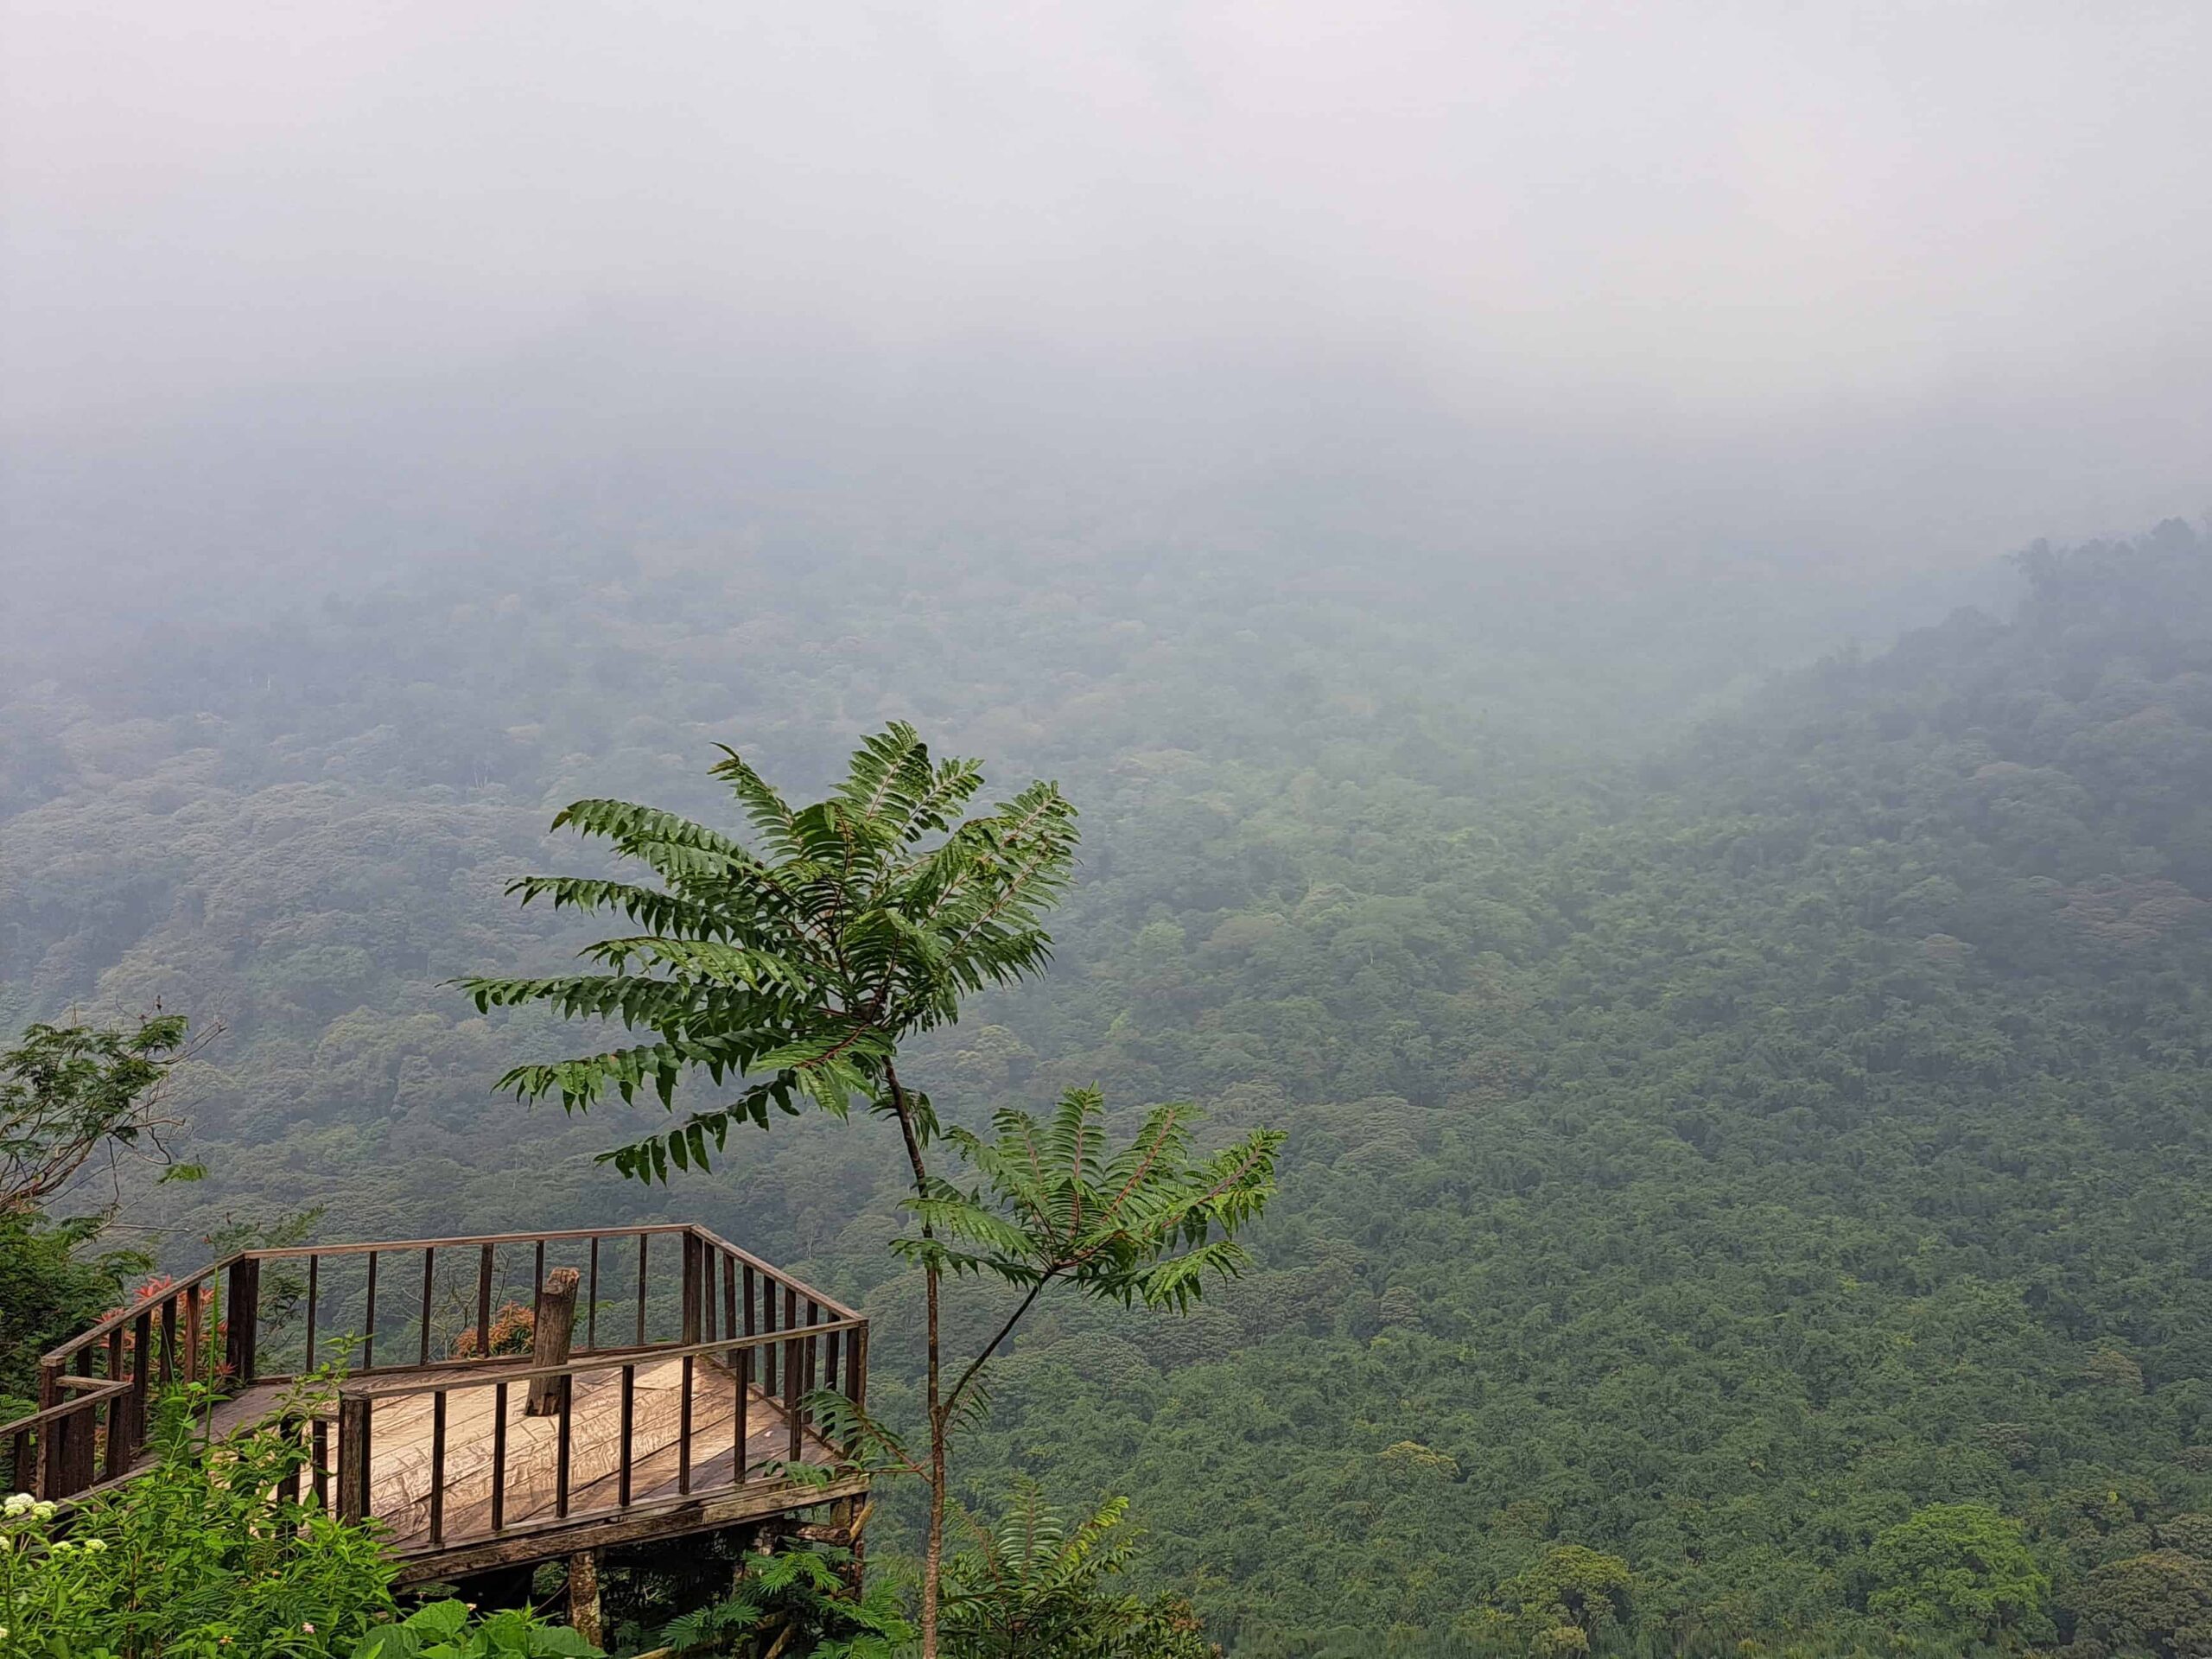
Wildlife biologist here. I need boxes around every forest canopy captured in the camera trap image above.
[3,519,2210,1654]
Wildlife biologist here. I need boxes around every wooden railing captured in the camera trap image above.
[10,1255,226,1501]
[334,1313,868,1548]
[3,1224,867,1520]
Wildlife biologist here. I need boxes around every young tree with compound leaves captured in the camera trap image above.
[2,1014,202,1414]
[2,1013,196,1216]
[463,726,1277,1656]
[941,1486,1217,1659]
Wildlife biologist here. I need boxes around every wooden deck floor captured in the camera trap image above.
[198,1351,839,1556]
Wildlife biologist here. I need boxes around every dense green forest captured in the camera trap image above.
[5,518,2211,1655]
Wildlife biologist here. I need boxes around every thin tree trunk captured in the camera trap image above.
[923,1268,946,1659]
[886,1062,946,1659]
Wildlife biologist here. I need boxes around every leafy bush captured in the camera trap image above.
[451,1300,537,1359]
[350,1600,598,1659]
[941,1489,1215,1659]
[1,1014,191,1414]
[1,1389,396,1658]
[652,1543,912,1657]
[0,1389,597,1659]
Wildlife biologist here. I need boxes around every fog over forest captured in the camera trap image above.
[4,5,2212,1657]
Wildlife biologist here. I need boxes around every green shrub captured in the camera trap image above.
[652,1543,912,1657]
[0,1387,596,1659]
[349,1600,599,1659]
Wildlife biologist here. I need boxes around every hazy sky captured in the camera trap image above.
[3,1,2208,563]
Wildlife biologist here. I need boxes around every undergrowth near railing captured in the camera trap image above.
[0,1382,597,1659]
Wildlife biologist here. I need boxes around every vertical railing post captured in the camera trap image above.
[224,1256,260,1388]
[418,1249,436,1367]
[556,1376,574,1518]
[184,1281,204,1383]
[336,1395,372,1522]
[759,1274,777,1395]
[784,1323,804,1467]
[586,1236,600,1351]
[678,1353,694,1495]
[681,1233,702,1345]
[105,1328,128,1480]
[735,1337,751,1482]
[128,1308,154,1460]
[362,1251,378,1371]
[60,1395,96,1495]
[781,1285,798,1437]
[618,1363,636,1507]
[491,1381,508,1532]
[429,1389,448,1545]
[475,1243,495,1358]
[35,1359,62,1499]
[280,1414,303,1505]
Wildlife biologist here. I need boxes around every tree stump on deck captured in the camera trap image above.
[525,1268,580,1418]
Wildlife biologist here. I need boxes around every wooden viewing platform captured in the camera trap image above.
[2,1224,870,1586]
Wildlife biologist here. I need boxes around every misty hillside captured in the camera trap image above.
[6,518,2211,1652]
[10,5,2212,1656]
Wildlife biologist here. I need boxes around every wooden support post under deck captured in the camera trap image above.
[828,1495,868,1595]
[567,1550,604,1647]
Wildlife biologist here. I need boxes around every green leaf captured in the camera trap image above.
[402,1601,473,1641]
